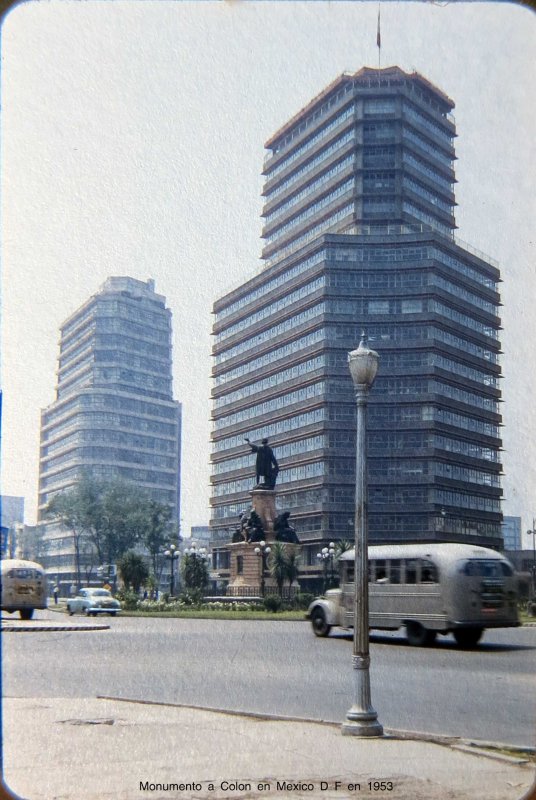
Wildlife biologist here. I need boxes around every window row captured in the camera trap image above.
[432,249,498,290]
[42,446,177,472]
[213,355,326,410]
[213,381,325,430]
[214,329,325,387]
[212,435,325,475]
[215,251,325,322]
[402,151,453,193]
[266,131,356,203]
[266,107,355,179]
[265,155,355,224]
[95,317,170,344]
[212,461,325,496]
[265,179,354,244]
[430,300,498,338]
[93,349,171,375]
[272,85,355,154]
[403,177,454,215]
[403,202,453,237]
[214,304,325,365]
[214,277,325,344]
[403,128,453,167]
[212,408,325,453]
[402,103,454,142]
[265,204,354,266]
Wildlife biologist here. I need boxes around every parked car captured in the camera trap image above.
[67,588,121,617]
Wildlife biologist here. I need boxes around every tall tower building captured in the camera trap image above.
[210,67,502,589]
[38,277,181,583]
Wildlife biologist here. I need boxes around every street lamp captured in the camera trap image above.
[164,544,179,597]
[526,519,536,596]
[317,542,335,593]
[254,541,271,596]
[342,334,383,738]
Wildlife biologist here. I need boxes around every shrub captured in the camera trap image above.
[117,588,140,610]
[292,592,315,610]
[178,588,204,607]
[263,595,283,613]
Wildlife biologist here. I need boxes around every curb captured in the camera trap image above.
[96,695,535,762]
[1,622,110,632]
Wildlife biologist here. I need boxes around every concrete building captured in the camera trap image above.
[210,67,503,591]
[0,495,24,558]
[502,516,522,551]
[38,277,182,588]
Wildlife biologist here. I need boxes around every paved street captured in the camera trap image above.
[2,611,535,747]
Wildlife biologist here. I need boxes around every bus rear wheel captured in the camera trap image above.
[311,608,331,637]
[453,627,483,648]
[19,609,34,620]
[406,622,436,646]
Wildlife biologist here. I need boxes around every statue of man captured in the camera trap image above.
[245,437,279,489]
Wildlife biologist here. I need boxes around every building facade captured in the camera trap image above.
[38,277,182,587]
[210,67,503,590]
[502,516,522,551]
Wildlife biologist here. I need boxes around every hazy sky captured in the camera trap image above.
[2,1,535,546]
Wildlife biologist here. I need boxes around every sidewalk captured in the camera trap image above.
[2,696,535,800]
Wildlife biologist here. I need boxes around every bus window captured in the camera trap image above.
[389,559,401,584]
[420,559,438,583]
[404,559,418,584]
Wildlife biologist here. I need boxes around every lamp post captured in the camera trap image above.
[317,542,335,593]
[254,541,271,596]
[164,544,179,597]
[526,519,536,596]
[184,541,209,595]
[342,334,383,738]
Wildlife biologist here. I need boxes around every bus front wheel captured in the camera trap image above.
[19,609,34,620]
[311,608,331,637]
[406,622,436,646]
[453,627,483,648]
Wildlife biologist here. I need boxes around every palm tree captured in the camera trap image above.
[268,542,288,598]
[285,548,300,595]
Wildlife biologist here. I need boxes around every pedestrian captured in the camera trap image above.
[53,585,59,604]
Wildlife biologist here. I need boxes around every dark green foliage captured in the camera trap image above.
[263,595,282,612]
[45,474,175,578]
[181,553,209,595]
[118,550,149,593]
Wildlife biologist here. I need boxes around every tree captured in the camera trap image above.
[45,480,99,591]
[285,547,300,593]
[335,539,354,558]
[268,541,288,598]
[142,500,174,576]
[118,551,149,593]
[181,552,209,594]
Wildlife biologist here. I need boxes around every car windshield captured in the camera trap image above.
[89,589,112,597]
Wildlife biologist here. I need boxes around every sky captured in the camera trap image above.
[1,1,535,546]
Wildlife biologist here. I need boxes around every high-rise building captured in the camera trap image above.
[501,517,522,551]
[210,67,502,589]
[38,277,181,586]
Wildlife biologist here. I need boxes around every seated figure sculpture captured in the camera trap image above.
[274,511,300,544]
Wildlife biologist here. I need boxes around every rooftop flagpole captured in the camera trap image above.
[377,5,381,85]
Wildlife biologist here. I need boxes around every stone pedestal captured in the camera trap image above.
[250,489,277,539]
[225,488,301,598]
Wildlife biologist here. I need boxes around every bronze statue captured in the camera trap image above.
[245,437,279,489]
[274,511,300,543]
[232,509,265,543]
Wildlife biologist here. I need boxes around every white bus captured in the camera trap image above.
[1,559,48,620]
[306,543,519,647]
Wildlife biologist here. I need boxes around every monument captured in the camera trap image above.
[226,438,300,597]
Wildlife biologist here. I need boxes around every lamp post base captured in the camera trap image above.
[341,709,384,738]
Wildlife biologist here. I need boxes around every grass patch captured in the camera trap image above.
[121,608,306,621]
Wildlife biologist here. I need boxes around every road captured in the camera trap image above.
[2,611,535,746]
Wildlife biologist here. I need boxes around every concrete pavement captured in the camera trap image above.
[2,695,535,800]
